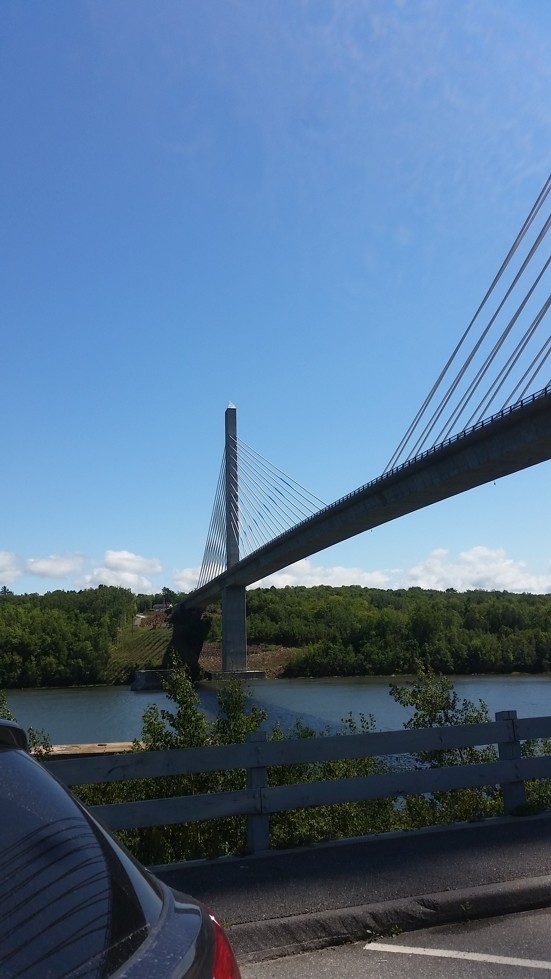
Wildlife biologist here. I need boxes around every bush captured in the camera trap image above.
[389,665,501,825]
[75,664,268,863]
[34,664,551,862]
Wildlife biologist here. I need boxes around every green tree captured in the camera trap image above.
[77,664,267,864]
[0,688,14,721]
[389,666,500,826]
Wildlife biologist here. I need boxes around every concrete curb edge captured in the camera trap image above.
[231,874,551,963]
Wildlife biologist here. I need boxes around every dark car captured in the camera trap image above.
[0,719,241,978]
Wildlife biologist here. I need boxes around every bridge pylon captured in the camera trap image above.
[221,404,248,672]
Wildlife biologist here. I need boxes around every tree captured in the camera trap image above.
[389,665,500,825]
[0,689,14,720]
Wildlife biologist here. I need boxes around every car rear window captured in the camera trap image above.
[0,748,162,977]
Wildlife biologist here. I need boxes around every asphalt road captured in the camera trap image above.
[154,813,551,962]
[241,908,551,978]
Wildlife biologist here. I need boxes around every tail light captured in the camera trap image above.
[209,912,242,979]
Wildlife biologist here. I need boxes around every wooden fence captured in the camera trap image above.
[43,710,551,853]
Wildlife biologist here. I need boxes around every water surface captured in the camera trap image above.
[6,674,551,744]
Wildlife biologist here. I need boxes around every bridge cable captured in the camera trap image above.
[236,452,322,538]
[502,334,551,408]
[197,435,326,586]
[235,473,295,544]
[432,250,551,446]
[197,457,227,588]
[236,438,327,511]
[385,172,551,471]
[464,294,551,426]
[230,437,326,545]
[403,212,550,459]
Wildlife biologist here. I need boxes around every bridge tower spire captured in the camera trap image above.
[222,403,247,672]
[225,402,239,569]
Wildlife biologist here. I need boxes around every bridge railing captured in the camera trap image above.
[43,709,551,854]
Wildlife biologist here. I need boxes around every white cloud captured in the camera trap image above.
[75,550,163,593]
[173,566,201,592]
[12,546,551,597]
[26,553,85,578]
[0,551,22,585]
[253,558,390,589]
[403,546,551,593]
[184,549,551,594]
[103,550,162,574]
[77,568,157,593]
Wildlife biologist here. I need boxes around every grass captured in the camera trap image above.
[104,618,170,683]
[105,618,293,684]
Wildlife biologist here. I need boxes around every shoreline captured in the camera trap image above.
[4,665,551,694]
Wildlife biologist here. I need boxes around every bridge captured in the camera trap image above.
[173,174,551,673]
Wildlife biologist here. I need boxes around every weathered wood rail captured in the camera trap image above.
[43,710,551,853]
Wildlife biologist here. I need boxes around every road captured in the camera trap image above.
[156,815,551,962]
[240,908,551,978]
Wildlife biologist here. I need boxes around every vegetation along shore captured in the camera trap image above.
[1,583,551,689]
[2,582,551,864]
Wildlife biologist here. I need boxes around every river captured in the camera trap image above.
[5,674,551,744]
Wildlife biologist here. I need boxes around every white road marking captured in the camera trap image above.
[364,942,551,970]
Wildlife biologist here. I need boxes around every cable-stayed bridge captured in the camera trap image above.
[175,174,551,673]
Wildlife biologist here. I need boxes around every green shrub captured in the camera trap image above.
[389,666,502,825]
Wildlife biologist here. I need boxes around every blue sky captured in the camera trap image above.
[2,0,550,596]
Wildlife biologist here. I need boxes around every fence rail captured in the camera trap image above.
[43,710,551,853]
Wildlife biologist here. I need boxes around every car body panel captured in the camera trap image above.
[0,719,240,978]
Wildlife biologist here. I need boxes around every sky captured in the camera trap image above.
[2,0,550,597]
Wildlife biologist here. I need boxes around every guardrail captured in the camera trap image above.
[43,709,551,853]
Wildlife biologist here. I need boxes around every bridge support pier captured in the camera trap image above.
[221,404,249,674]
[221,585,247,673]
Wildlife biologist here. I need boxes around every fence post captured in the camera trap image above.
[246,731,270,853]
[496,710,526,814]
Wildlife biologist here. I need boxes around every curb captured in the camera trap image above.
[231,874,551,963]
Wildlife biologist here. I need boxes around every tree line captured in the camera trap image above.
[0,586,136,687]
[247,585,551,676]
[1,583,551,688]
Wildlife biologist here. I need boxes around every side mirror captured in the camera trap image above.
[0,719,28,751]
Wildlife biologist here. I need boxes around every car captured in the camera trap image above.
[0,718,241,978]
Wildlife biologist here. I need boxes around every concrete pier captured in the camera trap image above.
[222,404,248,672]
[221,584,247,672]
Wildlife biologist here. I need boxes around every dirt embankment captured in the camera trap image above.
[200,644,291,678]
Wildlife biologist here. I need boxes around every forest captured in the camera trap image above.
[245,585,551,677]
[1,584,551,688]
[0,586,137,686]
